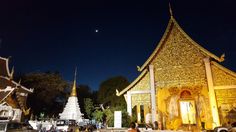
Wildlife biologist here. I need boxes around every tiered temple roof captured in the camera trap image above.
[117,12,232,96]
[0,56,33,115]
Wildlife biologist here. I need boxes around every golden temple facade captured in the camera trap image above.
[116,14,236,130]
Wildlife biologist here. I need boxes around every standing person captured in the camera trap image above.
[135,122,140,132]
[128,122,137,132]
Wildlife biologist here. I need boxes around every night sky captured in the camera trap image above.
[0,0,236,90]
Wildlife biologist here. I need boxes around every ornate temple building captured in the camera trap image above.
[0,56,33,122]
[59,70,83,123]
[116,10,236,130]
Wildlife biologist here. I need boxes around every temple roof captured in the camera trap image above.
[0,56,33,112]
[0,76,33,102]
[0,88,15,102]
[211,61,236,78]
[138,16,224,72]
[116,69,148,96]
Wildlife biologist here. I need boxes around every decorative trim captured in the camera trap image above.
[127,92,132,116]
[214,85,236,89]
[0,86,15,102]
[129,90,151,95]
[0,57,11,77]
[0,76,33,93]
[12,80,34,93]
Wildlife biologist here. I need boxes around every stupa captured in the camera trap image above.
[59,69,83,123]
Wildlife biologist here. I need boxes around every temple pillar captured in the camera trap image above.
[149,65,157,123]
[137,104,141,123]
[144,105,148,123]
[203,57,220,128]
[127,91,132,116]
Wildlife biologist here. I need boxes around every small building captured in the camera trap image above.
[116,11,236,130]
[0,57,33,122]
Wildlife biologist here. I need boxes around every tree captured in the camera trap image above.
[97,76,129,109]
[103,108,113,127]
[92,109,104,122]
[76,85,94,115]
[103,107,131,127]
[21,72,68,116]
[95,76,130,127]
[84,98,94,119]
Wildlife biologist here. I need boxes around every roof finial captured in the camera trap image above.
[10,66,14,79]
[219,53,225,62]
[70,67,77,97]
[169,2,173,17]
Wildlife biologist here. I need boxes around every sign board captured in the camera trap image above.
[12,109,22,122]
[114,111,122,128]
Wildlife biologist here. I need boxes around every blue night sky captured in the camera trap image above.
[0,0,236,90]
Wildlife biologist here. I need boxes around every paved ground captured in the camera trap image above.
[97,128,192,132]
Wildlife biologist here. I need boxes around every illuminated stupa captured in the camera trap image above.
[59,69,83,123]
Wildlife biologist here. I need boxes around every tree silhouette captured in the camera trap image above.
[97,76,129,109]
[21,72,68,116]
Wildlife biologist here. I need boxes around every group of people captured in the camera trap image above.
[128,121,162,132]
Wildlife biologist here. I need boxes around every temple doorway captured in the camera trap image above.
[180,100,196,124]
[179,90,197,125]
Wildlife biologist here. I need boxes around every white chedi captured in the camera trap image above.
[59,96,83,122]
[59,70,83,123]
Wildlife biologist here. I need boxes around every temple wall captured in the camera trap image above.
[215,89,236,125]
[211,63,236,125]
[151,24,208,88]
[131,94,151,108]
[130,72,150,91]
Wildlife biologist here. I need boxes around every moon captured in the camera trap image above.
[95,29,99,33]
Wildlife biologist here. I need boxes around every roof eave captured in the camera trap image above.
[211,61,236,78]
[0,76,34,93]
[12,80,34,93]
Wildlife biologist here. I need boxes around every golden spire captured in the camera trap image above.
[169,2,173,17]
[70,68,77,97]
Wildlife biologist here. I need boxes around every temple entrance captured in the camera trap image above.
[179,90,197,125]
[180,100,196,124]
